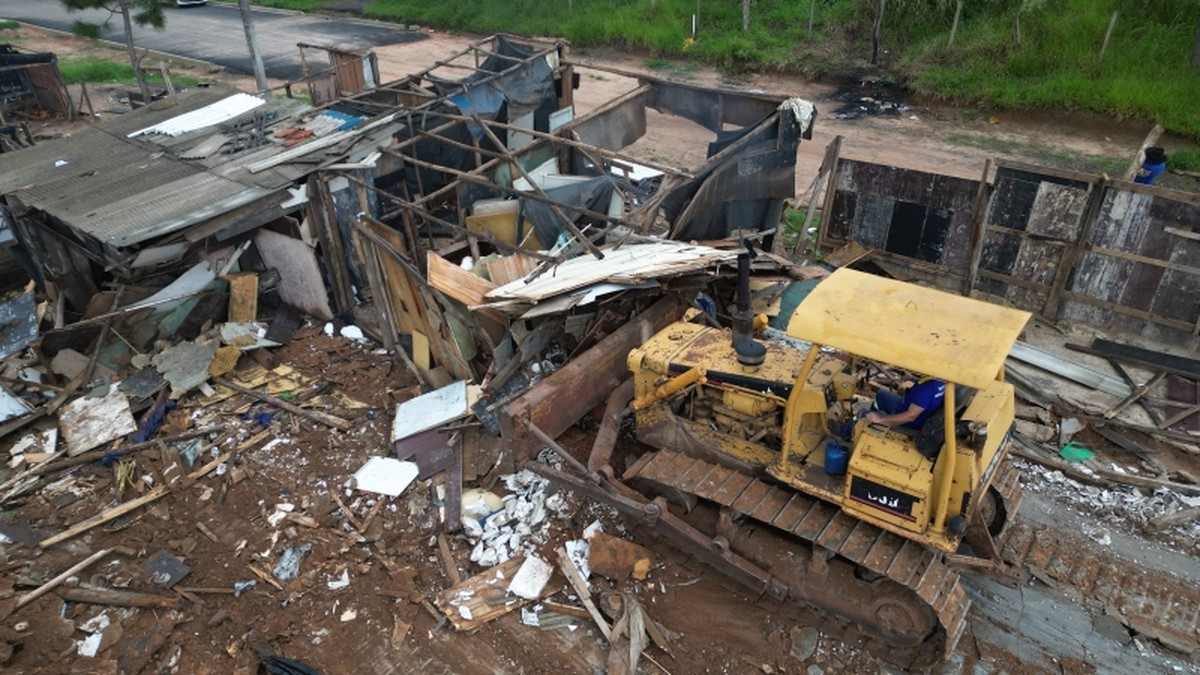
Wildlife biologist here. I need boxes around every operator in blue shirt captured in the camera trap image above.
[865,377,945,429]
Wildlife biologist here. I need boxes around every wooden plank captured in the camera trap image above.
[962,159,992,295]
[975,268,1050,293]
[485,254,539,286]
[1165,226,1200,242]
[428,251,498,306]
[499,295,684,462]
[797,135,840,258]
[815,137,844,256]
[1081,339,1200,380]
[1108,176,1200,208]
[15,548,112,610]
[993,159,1099,186]
[356,217,473,380]
[435,557,529,631]
[355,232,397,352]
[39,488,169,549]
[1059,290,1196,333]
[212,376,354,430]
[1122,125,1165,181]
[1084,243,1200,277]
[222,272,259,323]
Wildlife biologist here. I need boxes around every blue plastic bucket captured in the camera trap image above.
[824,440,849,476]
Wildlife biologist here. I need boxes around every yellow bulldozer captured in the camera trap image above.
[513,259,1030,667]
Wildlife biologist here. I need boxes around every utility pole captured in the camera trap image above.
[239,0,269,94]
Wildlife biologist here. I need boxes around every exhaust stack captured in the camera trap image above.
[731,251,766,367]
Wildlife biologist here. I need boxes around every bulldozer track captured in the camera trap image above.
[1001,519,1200,654]
[625,448,971,665]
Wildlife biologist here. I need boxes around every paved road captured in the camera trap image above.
[2,2,426,81]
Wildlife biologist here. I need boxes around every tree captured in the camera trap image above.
[61,0,164,105]
[238,0,269,93]
[871,0,886,64]
[1192,18,1200,69]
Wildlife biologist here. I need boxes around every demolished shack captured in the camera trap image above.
[0,34,817,407]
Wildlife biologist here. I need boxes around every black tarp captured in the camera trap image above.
[426,36,557,137]
[519,175,623,248]
[662,102,809,242]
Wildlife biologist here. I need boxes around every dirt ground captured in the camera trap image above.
[3,20,1200,675]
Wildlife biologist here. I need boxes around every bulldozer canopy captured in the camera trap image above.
[786,268,1030,390]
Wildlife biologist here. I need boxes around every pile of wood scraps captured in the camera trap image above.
[1005,334,1200,531]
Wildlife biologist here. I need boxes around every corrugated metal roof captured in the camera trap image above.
[0,87,318,248]
[128,92,267,138]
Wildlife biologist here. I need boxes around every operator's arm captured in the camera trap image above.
[866,404,924,426]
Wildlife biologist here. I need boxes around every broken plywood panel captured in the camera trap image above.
[222,273,259,323]
[465,210,544,250]
[356,218,473,381]
[50,349,92,380]
[254,229,333,321]
[487,242,737,302]
[485,254,539,286]
[436,556,529,631]
[196,364,306,406]
[59,387,137,456]
[427,252,504,322]
[392,380,476,443]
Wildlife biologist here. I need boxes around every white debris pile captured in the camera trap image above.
[466,465,571,568]
[1016,458,1200,553]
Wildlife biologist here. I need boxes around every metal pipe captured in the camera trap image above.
[520,417,600,484]
[933,385,957,532]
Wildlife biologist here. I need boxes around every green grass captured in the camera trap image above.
[59,56,200,88]
[60,56,133,84]
[1170,149,1200,173]
[0,19,20,30]
[781,206,820,256]
[901,0,1200,137]
[245,0,1200,140]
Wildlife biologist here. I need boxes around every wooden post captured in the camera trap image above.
[1042,175,1107,321]
[948,0,963,49]
[159,62,175,97]
[1099,11,1118,63]
[212,376,354,431]
[1121,124,1164,181]
[813,137,844,257]
[962,159,992,296]
[15,548,113,610]
[871,0,886,64]
[808,0,815,35]
[353,227,397,353]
